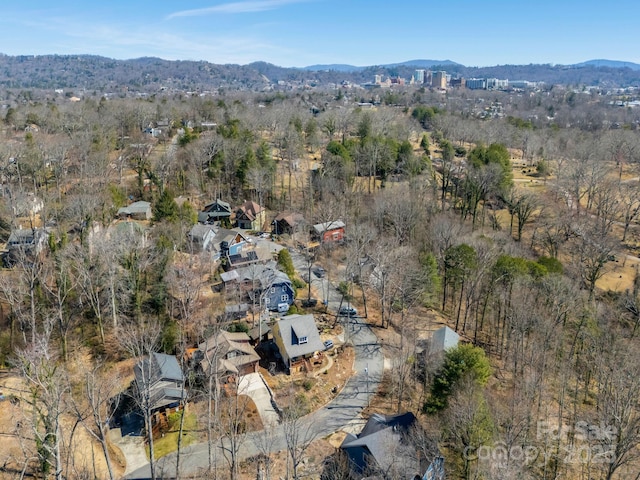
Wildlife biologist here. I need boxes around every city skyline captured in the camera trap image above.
[1,0,639,68]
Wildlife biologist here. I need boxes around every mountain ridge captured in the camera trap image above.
[0,54,639,90]
[301,59,462,72]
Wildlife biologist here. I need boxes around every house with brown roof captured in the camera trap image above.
[235,200,266,231]
[271,212,306,236]
[195,330,260,381]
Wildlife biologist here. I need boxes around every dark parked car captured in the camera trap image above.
[339,306,357,317]
[313,266,326,278]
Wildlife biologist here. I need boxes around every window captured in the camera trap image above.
[298,336,308,344]
[281,294,289,302]
[265,298,270,305]
[270,287,275,293]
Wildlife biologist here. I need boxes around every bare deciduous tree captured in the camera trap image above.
[118,320,163,480]
[16,326,68,480]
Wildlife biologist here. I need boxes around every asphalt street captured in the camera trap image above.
[127,244,383,479]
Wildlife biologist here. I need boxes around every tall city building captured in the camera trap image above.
[432,71,447,89]
[413,69,425,84]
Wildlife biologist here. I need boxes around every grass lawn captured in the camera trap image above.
[147,411,198,460]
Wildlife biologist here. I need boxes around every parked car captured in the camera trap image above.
[323,339,334,350]
[339,306,357,317]
[313,266,326,278]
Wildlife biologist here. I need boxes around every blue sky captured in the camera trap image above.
[1,0,638,67]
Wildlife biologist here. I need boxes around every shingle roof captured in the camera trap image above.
[203,199,230,212]
[237,201,264,221]
[117,201,151,216]
[188,223,215,241]
[430,326,459,354]
[275,314,324,360]
[312,219,345,234]
[198,330,260,376]
[234,262,290,289]
[136,353,183,383]
[133,353,186,410]
[7,228,46,247]
[340,412,417,475]
[273,212,305,227]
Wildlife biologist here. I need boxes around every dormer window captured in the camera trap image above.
[298,336,308,344]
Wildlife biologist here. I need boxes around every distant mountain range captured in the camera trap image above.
[0,54,638,91]
[302,59,462,72]
[573,59,640,70]
[302,59,640,73]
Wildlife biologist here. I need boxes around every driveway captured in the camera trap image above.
[126,248,384,478]
[238,372,280,427]
[127,314,383,479]
[108,426,148,477]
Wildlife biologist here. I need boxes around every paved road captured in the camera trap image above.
[127,247,382,479]
[128,322,381,478]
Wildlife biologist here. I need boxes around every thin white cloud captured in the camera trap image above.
[167,0,307,19]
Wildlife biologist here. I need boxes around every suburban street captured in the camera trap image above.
[126,243,384,479]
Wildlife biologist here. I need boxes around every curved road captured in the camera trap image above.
[127,247,383,479]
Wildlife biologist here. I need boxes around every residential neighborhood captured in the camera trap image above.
[1,44,640,480]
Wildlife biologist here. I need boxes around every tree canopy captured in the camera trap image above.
[424,343,491,413]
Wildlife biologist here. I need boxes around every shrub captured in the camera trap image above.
[228,322,249,333]
[288,304,299,315]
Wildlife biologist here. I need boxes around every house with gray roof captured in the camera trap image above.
[187,223,216,252]
[428,325,459,355]
[198,199,232,224]
[272,314,324,373]
[340,411,421,478]
[11,192,43,219]
[117,201,152,220]
[210,228,247,261]
[5,227,48,265]
[312,219,345,244]
[233,263,294,312]
[133,353,186,418]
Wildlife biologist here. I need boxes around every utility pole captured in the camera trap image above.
[365,363,369,407]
